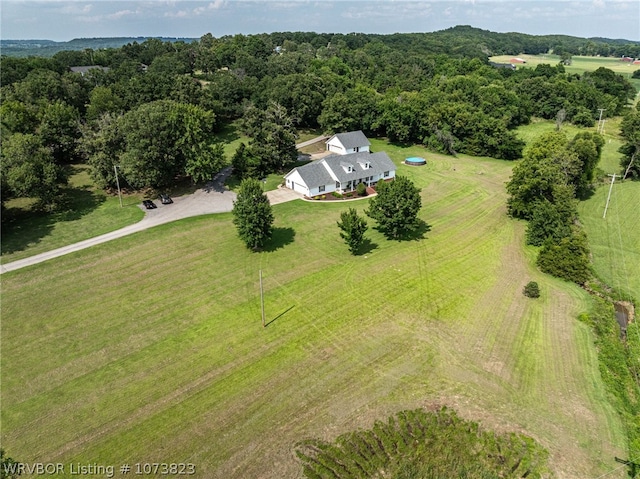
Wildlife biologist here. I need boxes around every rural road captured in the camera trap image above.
[0,168,303,274]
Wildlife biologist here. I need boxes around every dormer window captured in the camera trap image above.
[341,162,354,173]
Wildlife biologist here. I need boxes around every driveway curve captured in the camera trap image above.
[1,168,308,274]
[1,169,238,274]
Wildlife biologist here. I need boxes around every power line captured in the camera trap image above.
[597,108,607,135]
[603,174,618,219]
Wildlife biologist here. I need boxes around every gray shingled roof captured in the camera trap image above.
[324,151,394,183]
[287,151,395,189]
[329,130,371,150]
[286,160,334,189]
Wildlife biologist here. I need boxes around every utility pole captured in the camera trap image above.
[603,174,618,219]
[623,152,636,180]
[259,269,265,328]
[597,108,606,134]
[114,165,123,208]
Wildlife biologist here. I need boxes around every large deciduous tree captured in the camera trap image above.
[232,178,274,251]
[239,102,298,177]
[1,133,68,210]
[506,131,602,219]
[536,229,591,285]
[366,176,422,239]
[337,208,368,254]
[38,100,81,163]
[83,100,225,190]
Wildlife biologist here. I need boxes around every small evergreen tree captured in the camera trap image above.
[232,178,274,251]
[337,208,368,255]
[523,281,540,298]
[366,176,422,239]
[356,182,367,196]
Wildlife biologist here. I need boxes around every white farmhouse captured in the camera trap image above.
[285,151,396,198]
[325,130,371,155]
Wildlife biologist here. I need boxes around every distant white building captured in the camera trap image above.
[325,130,371,155]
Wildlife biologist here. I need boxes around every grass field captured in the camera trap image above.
[579,180,640,303]
[490,54,640,94]
[489,53,640,78]
[0,165,145,264]
[1,142,628,478]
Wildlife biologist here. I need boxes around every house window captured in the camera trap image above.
[365,162,371,169]
[384,171,390,177]
[335,181,340,189]
[319,185,325,193]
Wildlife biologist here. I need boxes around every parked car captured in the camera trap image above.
[142,200,157,209]
[159,194,173,205]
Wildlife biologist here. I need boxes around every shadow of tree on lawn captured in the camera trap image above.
[262,227,296,252]
[377,219,432,242]
[1,186,105,256]
[355,238,378,255]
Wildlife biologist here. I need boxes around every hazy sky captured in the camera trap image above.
[1,0,639,42]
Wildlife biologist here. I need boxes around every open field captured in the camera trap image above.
[489,53,640,78]
[0,165,144,264]
[579,180,640,303]
[490,54,640,93]
[1,142,627,478]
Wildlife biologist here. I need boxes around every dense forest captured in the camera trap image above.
[1,26,639,208]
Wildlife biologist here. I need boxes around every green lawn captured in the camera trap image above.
[579,180,640,303]
[1,165,145,263]
[1,143,627,478]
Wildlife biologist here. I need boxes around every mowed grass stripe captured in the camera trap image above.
[1,147,628,478]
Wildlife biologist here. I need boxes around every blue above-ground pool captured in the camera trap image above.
[405,156,426,166]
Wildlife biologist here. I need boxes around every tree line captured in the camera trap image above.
[1,29,637,213]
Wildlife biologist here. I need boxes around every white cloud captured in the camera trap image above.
[194,0,227,15]
[341,2,433,20]
[60,4,92,15]
[107,9,138,20]
[165,9,188,17]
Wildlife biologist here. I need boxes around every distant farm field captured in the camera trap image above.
[489,53,640,79]
[1,142,627,478]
